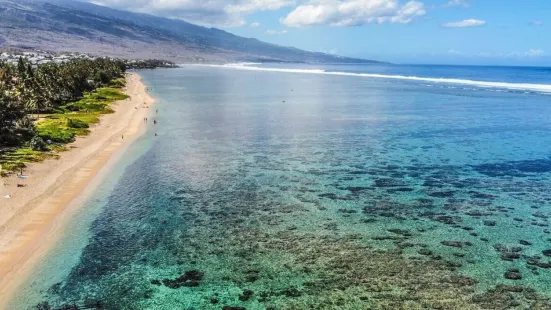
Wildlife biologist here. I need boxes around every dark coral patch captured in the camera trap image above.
[474,159,551,177]
[160,270,203,289]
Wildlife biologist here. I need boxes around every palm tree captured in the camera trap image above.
[0,56,127,148]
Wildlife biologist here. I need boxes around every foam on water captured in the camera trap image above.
[199,63,551,94]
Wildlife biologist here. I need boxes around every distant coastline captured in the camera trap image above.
[0,49,178,69]
[0,0,382,65]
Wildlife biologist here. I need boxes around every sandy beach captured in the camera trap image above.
[0,72,154,308]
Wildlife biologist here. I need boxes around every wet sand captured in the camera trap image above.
[0,72,154,308]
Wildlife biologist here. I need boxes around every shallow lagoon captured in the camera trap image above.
[14,65,551,309]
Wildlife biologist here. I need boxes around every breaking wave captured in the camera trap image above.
[198,63,551,94]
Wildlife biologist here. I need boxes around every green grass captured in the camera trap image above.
[93,87,129,101]
[1,84,129,176]
[64,87,129,113]
[0,148,58,176]
[36,114,94,143]
[38,87,128,143]
[110,78,127,88]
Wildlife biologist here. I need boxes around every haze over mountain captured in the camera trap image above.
[0,0,379,63]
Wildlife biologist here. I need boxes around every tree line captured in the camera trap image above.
[0,58,126,148]
[125,59,178,69]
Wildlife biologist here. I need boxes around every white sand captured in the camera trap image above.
[0,73,154,307]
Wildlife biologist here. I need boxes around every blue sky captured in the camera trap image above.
[90,0,550,66]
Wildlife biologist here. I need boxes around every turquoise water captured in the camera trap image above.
[12,65,551,309]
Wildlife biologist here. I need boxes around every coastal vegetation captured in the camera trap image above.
[125,59,178,69]
[0,57,127,175]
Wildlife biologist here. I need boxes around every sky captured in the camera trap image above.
[87,0,551,66]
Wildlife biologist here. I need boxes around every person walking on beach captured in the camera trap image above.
[122,135,124,140]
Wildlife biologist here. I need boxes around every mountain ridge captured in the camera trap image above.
[0,0,383,64]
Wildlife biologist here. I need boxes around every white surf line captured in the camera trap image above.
[193,64,551,94]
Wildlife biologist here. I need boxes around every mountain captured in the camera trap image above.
[0,0,381,64]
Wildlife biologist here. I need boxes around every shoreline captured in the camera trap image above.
[0,72,155,308]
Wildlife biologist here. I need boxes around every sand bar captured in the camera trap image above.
[0,72,154,308]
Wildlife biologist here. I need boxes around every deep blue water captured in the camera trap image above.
[12,64,551,309]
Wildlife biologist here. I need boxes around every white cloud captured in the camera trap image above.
[88,0,296,27]
[441,18,485,28]
[531,20,543,26]
[465,49,546,59]
[266,29,289,35]
[447,49,461,54]
[477,52,493,58]
[226,0,296,13]
[525,49,545,57]
[445,0,470,7]
[322,48,339,54]
[281,0,426,27]
[250,22,261,27]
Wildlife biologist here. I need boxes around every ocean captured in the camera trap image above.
[11,63,551,309]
